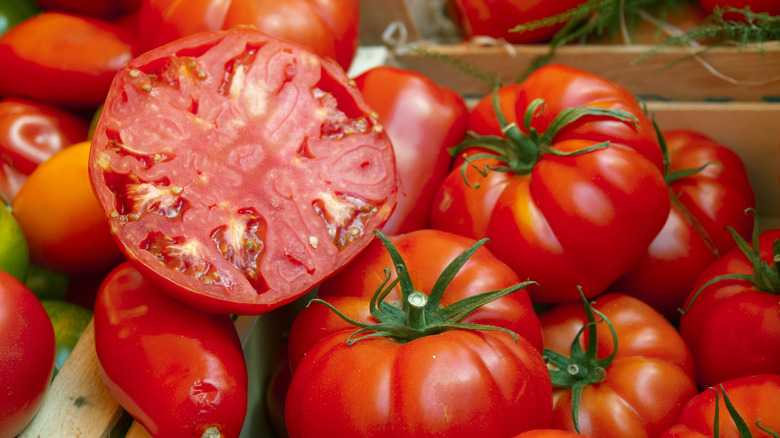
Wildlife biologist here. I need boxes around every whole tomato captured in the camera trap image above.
[678,215,780,389]
[541,293,698,437]
[0,12,135,109]
[285,233,552,437]
[89,28,398,315]
[430,64,670,304]
[609,129,755,321]
[137,0,360,71]
[354,66,469,236]
[94,261,248,438]
[288,228,544,370]
[12,141,125,276]
[699,0,780,19]
[661,374,780,437]
[448,0,590,43]
[0,270,56,438]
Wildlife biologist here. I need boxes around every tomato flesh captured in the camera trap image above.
[89,28,397,315]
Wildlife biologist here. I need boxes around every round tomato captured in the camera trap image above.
[0,11,135,109]
[137,0,360,71]
[541,293,698,437]
[448,0,590,43]
[353,66,469,236]
[0,0,41,37]
[289,228,544,369]
[430,64,670,304]
[89,28,398,315]
[94,261,248,437]
[0,97,90,175]
[608,129,755,321]
[34,0,141,19]
[678,220,780,389]
[0,199,29,281]
[661,374,780,437]
[12,141,125,276]
[0,270,56,438]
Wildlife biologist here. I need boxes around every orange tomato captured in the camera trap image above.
[12,141,124,276]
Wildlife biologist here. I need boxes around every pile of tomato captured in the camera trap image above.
[0,0,778,437]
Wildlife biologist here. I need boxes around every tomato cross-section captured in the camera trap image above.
[89,28,398,315]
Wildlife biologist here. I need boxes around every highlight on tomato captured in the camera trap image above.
[94,261,248,438]
[540,293,698,437]
[678,211,780,389]
[12,141,125,276]
[285,231,553,438]
[430,64,670,304]
[88,27,398,315]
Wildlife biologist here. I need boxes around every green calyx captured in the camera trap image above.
[311,230,535,345]
[543,289,618,434]
[448,91,638,188]
[680,208,780,315]
[710,384,779,438]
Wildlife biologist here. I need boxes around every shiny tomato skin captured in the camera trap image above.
[432,65,669,304]
[661,374,780,438]
[0,12,134,109]
[448,0,589,43]
[12,141,125,276]
[0,270,56,438]
[289,229,543,369]
[354,66,469,236]
[94,261,248,438]
[34,0,141,19]
[609,129,755,320]
[0,98,90,175]
[541,294,698,438]
[285,328,552,438]
[89,28,397,315]
[679,229,780,389]
[137,0,360,71]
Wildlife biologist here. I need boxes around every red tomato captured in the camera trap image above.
[34,0,141,19]
[88,28,398,315]
[699,0,780,19]
[430,64,670,304]
[354,66,469,236]
[94,261,248,438]
[513,430,591,438]
[0,12,135,109]
[285,329,552,438]
[678,222,780,389]
[540,293,698,437]
[0,270,56,438]
[448,0,590,43]
[288,229,544,369]
[12,141,124,276]
[137,0,360,71]
[608,129,755,321]
[661,374,780,437]
[0,98,90,175]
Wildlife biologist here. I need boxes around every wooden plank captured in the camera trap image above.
[395,42,780,102]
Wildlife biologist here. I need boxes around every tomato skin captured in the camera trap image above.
[89,28,397,315]
[285,328,552,438]
[354,66,469,236]
[288,229,543,369]
[0,98,90,175]
[94,261,248,438]
[448,0,589,43]
[0,270,56,438]
[609,129,755,320]
[431,65,669,303]
[0,12,134,109]
[541,294,698,438]
[679,229,780,389]
[137,0,360,71]
[12,141,124,276]
[513,430,591,438]
[661,374,780,438]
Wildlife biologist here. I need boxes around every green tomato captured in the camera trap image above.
[24,264,70,301]
[0,0,41,37]
[0,200,29,281]
[41,300,93,378]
